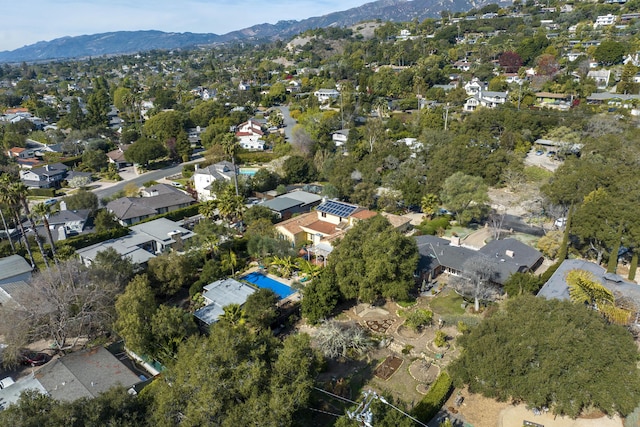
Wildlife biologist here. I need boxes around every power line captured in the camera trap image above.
[312,386,358,404]
[307,407,343,418]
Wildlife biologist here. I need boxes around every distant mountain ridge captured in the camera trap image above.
[0,0,510,63]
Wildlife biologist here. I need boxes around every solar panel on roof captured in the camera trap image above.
[317,200,357,218]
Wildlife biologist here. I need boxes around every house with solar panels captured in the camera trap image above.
[274,199,413,264]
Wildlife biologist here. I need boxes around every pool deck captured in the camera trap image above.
[242,266,301,305]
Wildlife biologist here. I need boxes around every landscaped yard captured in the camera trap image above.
[428,290,466,316]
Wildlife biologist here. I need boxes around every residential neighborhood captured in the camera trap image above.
[0,0,640,426]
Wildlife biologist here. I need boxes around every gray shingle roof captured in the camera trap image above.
[0,255,32,282]
[538,259,640,307]
[34,347,140,402]
[107,198,157,221]
[46,209,90,226]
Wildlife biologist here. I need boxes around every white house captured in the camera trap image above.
[331,129,350,147]
[192,161,237,201]
[313,88,340,103]
[464,78,486,95]
[235,119,265,151]
[464,89,508,111]
[594,14,617,28]
[587,70,611,89]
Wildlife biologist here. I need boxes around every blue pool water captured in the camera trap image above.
[242,272,294,299]
[239,168,259,176]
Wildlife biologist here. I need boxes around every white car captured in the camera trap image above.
[0,377,15,389]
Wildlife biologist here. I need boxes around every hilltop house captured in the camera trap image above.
[464,89,509,111]
[313,88,340,103]
[193,161,237,201]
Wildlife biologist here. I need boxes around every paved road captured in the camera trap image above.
[94,155,203,201]
[275,105,296,141]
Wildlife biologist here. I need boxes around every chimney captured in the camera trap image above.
[451,236,461,246]
[59,201,67,211]
[45,164,50,171]
[505,250,514,258]
[194,164,199,171]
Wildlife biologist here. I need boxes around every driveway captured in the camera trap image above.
[275,105,296,141]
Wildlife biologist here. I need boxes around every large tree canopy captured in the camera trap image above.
[148,325,321,426]
[449,295,640,418]
[328,214,419,303]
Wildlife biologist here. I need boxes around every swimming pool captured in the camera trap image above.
[239,167,259,176]
[242,272,294,299]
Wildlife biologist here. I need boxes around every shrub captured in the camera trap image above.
[434,330,447,347]
[405,309,433,331]
[418,216,451,235]
[182,164,195,179]
[28,188,56,197]
[57,227,129,250]
[457,321,469,334]
[412,371,453,423]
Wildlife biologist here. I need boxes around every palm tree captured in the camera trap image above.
[198,200,218,220]
[216,186,245,225]
[296,258,321,280]
[10,181,49,269]
[220,133,239,196]
[0,204,15,253]
[271,255,296,278]
[218,303,247,326]
[32,202,57,262]
[221,250,238,276]
[567,269,631,325]
[0,176,35,266]
[201,234,220,261]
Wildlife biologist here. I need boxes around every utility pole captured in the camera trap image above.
[444,103,450,131]
[518,81,523,110]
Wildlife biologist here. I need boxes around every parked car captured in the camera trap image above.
[0,377,14,389]
[535,150,544,156]
[44,198,57,206]
[19,351,50,367]
[547,151,556,157]
[170,181,183,187]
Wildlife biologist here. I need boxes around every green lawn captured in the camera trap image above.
[428,290,466,316]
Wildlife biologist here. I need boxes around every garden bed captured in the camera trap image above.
[374,355,403,380]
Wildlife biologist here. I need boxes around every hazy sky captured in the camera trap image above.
[0,0,372,52]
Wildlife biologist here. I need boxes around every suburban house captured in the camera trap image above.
[464,89,509,112]
[0,346,141,407]
[194,278,256,325]
[76,218,195,266]
[535,92,572,110]
[257,190,323,220]
[275,200,410,263]
[107,185,194,226]
[587,70,611,89]
[235,119,265,150]
[313,88,340,103]
[537,259,640,324]
[0,255,33,285]
[107,145,131,169]
[19,163,68,189]
[45,203,90,239]
[594,14,617,28]
[415,235,544,286]
[331,129,350,147]
[192,161,237,201]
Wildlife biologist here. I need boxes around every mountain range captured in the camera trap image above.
[0,0,510,63]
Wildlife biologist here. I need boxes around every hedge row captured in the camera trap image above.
[412,371,453,423]
[135,203,202,225]
[58,227,129,250]
[237,151,277,164]
[28,188,58,197]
